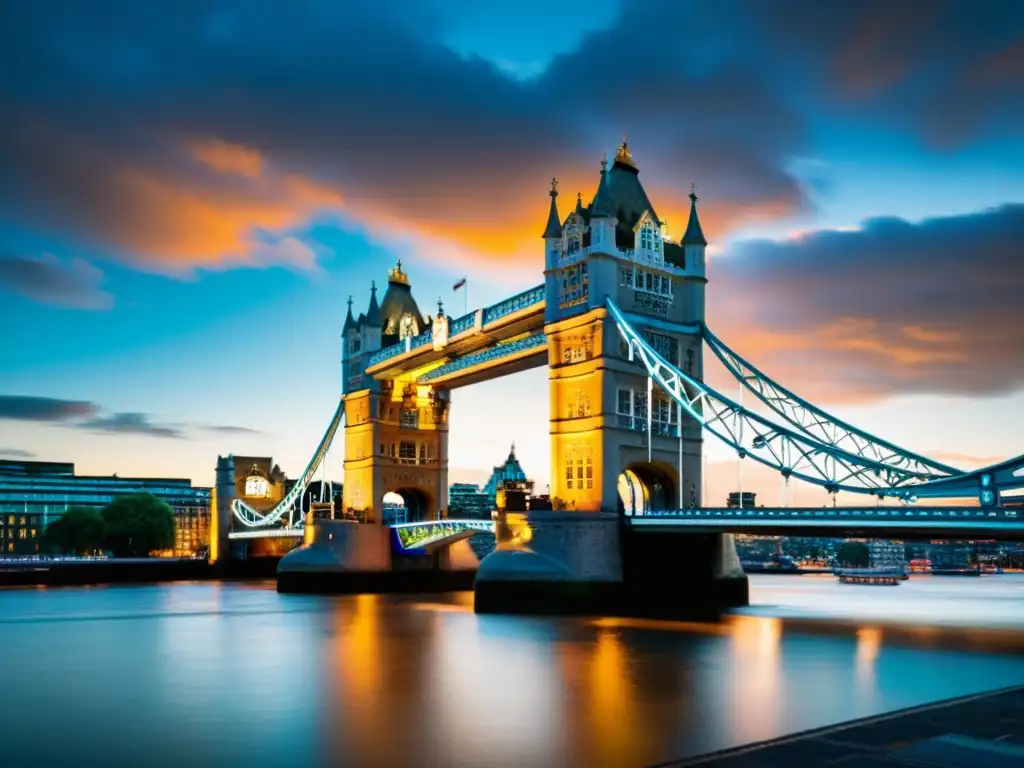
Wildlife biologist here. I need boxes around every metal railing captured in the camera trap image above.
[418,333,547,383]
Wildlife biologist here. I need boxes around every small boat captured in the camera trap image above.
[834,566,904,585]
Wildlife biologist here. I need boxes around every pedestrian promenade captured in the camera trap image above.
[661,684,1024,766]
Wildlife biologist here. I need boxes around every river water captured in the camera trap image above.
[1,574,1023,767]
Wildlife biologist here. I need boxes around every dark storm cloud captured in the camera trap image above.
[710,204,1024,402]
[0,253,112,309]
[0,0,816,274]
[0,396,98,422]
[736,0,1024,147]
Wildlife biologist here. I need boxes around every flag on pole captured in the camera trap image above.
[453,277,467,291]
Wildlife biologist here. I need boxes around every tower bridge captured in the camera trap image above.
[214,140,1024,618]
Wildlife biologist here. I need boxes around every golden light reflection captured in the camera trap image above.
[855,626,882,694]
[587,627,643,767]
[726,617,783,742]
[338,594,381,699]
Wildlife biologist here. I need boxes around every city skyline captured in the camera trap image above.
[2,1,1022,506]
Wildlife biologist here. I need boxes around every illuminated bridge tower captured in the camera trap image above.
[545,143,707,513]
[341,262,450,522]
[476,141,747,618]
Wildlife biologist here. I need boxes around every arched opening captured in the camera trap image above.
[381,488,432,525]
[617,463,676,516]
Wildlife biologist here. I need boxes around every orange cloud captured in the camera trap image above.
[189,138,264,180]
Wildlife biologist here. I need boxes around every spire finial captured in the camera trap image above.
[614,135,636,169]
[550,177,558,197]
[371,280,377,293]
[690,181,698,201]
[577,191,582,204]
[347,295,353,310]
[600,152,608,171]
[437,296,444,316]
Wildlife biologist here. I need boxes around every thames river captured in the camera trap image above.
[1,575,1023,767]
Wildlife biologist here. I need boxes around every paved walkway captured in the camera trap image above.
[660,684,1024,767]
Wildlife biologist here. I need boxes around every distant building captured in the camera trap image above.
[449,483,492,519]
[0,459,209,557]
[727,491,757,508]
[483,444,528,500]
[868,540,905,569]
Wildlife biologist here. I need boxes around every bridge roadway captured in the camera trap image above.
[629,506,1024,539]
[230,506,1024,544]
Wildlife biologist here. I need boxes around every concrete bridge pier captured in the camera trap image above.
[474,514,748,620]
[276,519,478,594]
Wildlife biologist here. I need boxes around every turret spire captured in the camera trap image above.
[343,295,356,333]
[681,182,707,246]
[575,191,583,214]
[365,281,382,326]
[542,176,562,239]
[591,153,615,219]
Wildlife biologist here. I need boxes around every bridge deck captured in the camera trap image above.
[630,507,1024,538]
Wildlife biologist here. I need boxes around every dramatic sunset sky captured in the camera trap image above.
[1,0,1022,505]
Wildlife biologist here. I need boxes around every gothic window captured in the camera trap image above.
[565,456,573,490]
[644,330,679,363]
[586,456,593,489]
[399,441,417,462]
[419,442,427,463]
[399,410,418,429]
[619,266,633,287]
[685,348,695,375]
[592,225,602,245]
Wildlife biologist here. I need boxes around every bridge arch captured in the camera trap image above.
[618,461,677,516]
[381,487,434,524]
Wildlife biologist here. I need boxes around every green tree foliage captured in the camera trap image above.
[101,493,175,557]
[41,506,107,555]
[837,540,871,568]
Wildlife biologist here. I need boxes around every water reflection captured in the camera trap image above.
[1,579,1024,767]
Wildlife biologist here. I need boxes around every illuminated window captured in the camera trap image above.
[19,516,25,525]
[399,410,418,429]
[399,315,417,340]
[19,530,26,539]
[244,476,270,498]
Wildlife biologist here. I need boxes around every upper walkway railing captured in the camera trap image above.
[418,332,547,384]
[366,284,544,369]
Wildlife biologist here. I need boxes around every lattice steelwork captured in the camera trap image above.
[701,325,961,480]
[392,519,494,550]
[231,400,345,528]
[608,299,941,497]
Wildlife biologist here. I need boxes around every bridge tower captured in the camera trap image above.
[477,141,747,619]
[340,262,450,522]
[544,142,706,514]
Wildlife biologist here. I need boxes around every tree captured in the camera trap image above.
[101,493,176,557]
[41,506,107,555]
[837,541,871,568]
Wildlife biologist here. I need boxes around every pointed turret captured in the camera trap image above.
[364,281,382,327]
[574,192,584,215]
[343,296,357,334]
[681,183,707,247]
[542,177,562,239]
[591,153,615,219]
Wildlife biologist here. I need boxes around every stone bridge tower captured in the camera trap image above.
[543,141,708,515]
[340,261,450,522]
